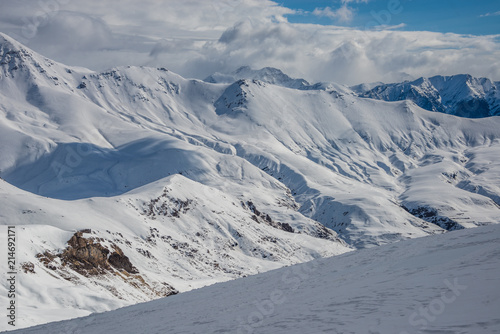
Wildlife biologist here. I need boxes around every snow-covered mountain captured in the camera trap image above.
[357,75,500,118]
[1,32,500,330]
[12,222,500,334]
[206,67,500,119]
[204,66,310,90]
[205,65,354,94]
[0,33,350,330]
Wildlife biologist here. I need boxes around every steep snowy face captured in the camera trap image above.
[358,74,500,117]
[0,33,91,100]
[1,33,500,330]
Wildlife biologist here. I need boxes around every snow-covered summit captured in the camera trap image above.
[0,32,91,85]
[204,66,310,89]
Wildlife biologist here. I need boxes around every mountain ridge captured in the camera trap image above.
[204,62,500,118]
[356,74,500,118]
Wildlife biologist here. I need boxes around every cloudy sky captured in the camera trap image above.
[0,0,499,85]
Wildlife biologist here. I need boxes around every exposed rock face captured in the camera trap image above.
[62,231,111,275]
[402,206,464,231]
[21,262,35,274]
[143,188,192,219]
[108,246,138,274]
[46,230,139,276]
[36,230,178,299]
[244,200,295,233]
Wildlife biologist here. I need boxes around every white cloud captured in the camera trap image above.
[0,0,499,85]
[378,23,406,30]
[480,11,500,18]
[313,5,354,23]
[28,11,113,53]
[184,21,500,85]
[311,0,372,24]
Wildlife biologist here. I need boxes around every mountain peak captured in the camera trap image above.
[204,66,310,89]
[0,32,55,77]
[0,32,95,99]
[0,32,24,50]
[0,32,34,68]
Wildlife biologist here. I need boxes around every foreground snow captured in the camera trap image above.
[11,223,500,334]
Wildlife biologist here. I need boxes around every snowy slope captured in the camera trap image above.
[12,223,500,334]
[1,32,500,330]
[0,175,348,331]
[213,80,500,237]
[0,32,351,330]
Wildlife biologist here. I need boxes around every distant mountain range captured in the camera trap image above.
[207,66,500,118]
[356,75,500,118]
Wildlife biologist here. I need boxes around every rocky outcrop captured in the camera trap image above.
[143,188,192,219]
[60,230,139,275]
[402,206,464,231]
[37,230,139,276]
[244,200,295,233]
[36,229,178,299]
[108,246,138,274]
